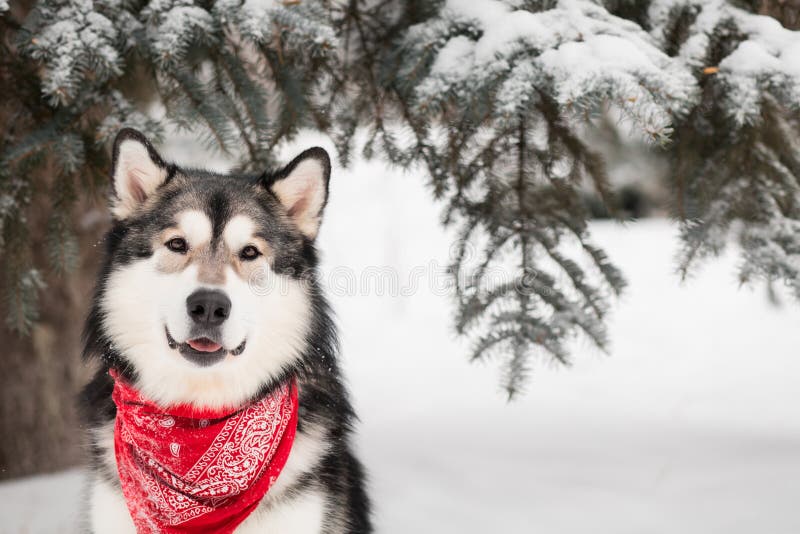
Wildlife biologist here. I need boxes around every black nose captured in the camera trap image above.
[186,289,231,327]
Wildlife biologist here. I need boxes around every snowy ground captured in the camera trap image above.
[2,148,799,533]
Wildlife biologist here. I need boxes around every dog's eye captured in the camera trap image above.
[240,245,261,261]
[165,237,188,254]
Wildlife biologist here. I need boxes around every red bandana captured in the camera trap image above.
[110,370,298,534]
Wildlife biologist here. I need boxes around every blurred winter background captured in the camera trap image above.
[3,131,799,533]
[3,0,800,533]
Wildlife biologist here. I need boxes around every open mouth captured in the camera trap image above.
[165,328,246,367]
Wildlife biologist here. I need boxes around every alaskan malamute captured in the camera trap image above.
[80,128,370,533]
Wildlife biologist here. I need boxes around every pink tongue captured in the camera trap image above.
[187,338,223,353]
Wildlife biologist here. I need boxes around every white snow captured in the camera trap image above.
[145,5,214,65]
[418,0,800,138]
[413,0,698,142]
[648,0,800,125]
[0,469,86,533]
[231,0,277,42]
[736,7,800,76]
[34,3,121,102]
[719,40,782,74]
[781,41,800,77]
[536,34,681,129]
[720,21,800,78]
[440,0,641,66]
[429,35,475,80]
[242,0,275,10]
[539,35,652,73]
[2,139,799,533]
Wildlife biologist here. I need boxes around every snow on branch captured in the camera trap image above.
[409,0,698,143]
[26,1,123,106]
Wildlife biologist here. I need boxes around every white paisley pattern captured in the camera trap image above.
[116,381,294,528]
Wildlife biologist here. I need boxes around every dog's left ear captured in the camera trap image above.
[264,147,331,240]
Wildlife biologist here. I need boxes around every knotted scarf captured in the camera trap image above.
[110,370,298,533]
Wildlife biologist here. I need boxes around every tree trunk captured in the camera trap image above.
[0,198,107,480]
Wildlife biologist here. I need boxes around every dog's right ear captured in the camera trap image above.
[110,128,169,219]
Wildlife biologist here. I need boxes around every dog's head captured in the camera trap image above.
[89,128,331,410]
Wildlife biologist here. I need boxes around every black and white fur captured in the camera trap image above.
[80,129,371,533]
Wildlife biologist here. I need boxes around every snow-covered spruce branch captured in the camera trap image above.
[335,0,800,394]
[2,0,800,395]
